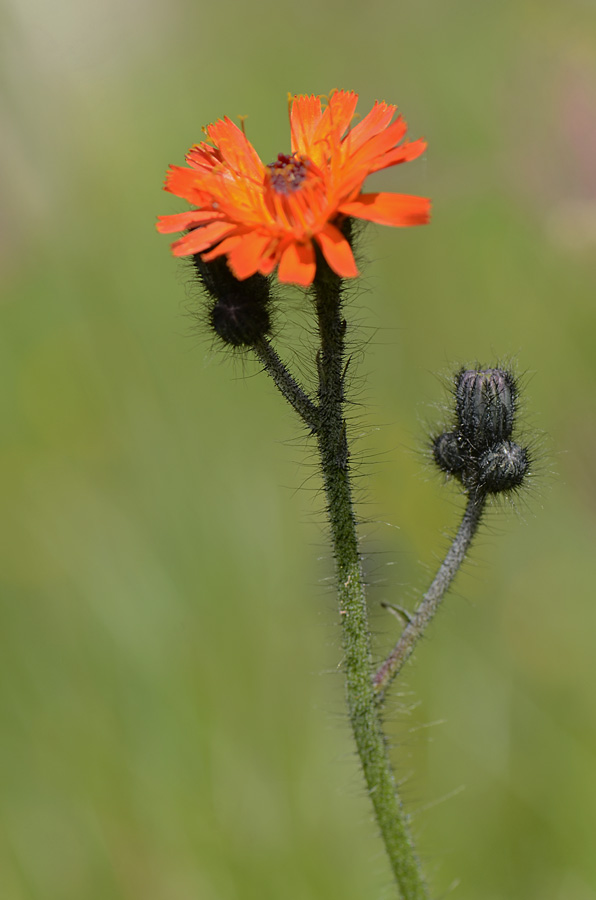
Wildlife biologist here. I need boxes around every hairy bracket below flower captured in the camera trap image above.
[157,90,430,286]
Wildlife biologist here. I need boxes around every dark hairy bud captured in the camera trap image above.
[209,294,271,347]
[433,366,530,497]
[477,441,529,494]
[433,432,465,476]
[455,368,516,449]
[192,252,272,347]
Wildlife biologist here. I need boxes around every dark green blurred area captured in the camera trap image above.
[2,1,596,898]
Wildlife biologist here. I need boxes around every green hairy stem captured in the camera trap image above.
[311,263,429,899]
[251,263,490,898]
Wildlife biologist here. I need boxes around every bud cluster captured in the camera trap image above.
[433,367,530,496]
[192,253,272,347]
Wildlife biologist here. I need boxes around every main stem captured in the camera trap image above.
[313,262,429,900]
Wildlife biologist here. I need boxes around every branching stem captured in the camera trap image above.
[253,337,320,432]
[373,492,487,696]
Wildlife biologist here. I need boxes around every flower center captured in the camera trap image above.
[266,153,309,194]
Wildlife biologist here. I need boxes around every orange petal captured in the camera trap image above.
[315,223,359,278]
[156,210,224,234]
[368,137,427,174]
[313,90,358,149]
[201,234,244,262]
[278,240,316,285]
[345,101,397,154]
[226,231,274,280]
[290,94,323,155]
[339,192,431,227]
[186,142,222,172]
[164,165,210,204]
[206,117,264,181]
[258,250,280,276]
[170,221,239,256]
[347,117,408,171]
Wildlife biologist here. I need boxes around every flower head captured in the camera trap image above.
[157,91,430,287]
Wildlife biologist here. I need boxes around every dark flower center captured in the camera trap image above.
[266,153,309,194]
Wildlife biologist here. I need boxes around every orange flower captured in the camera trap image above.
[157,91,430,287]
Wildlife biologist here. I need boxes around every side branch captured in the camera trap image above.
[373,492,487,696]
[252,338,320,432]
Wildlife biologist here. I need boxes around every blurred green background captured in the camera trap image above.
[2,1,596,898]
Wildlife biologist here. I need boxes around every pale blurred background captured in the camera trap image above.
[2,1,596,898]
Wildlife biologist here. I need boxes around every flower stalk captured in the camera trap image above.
[253,256,430,899]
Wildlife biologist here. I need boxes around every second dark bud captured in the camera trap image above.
[193,253,272,348]
[433,367,530,496]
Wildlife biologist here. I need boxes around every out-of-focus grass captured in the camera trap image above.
[2,1,596,897]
